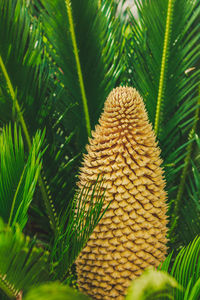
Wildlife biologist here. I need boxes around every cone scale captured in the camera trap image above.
[76,87,168,300]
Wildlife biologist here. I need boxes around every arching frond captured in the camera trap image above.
[177,135,200,244]
[37,0,124,148]
[0,0,59,236]
[0,0,50,131]
[0,124,44,230]
[161,235,200,299]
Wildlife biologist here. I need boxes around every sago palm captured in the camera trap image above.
[0,0,200,299]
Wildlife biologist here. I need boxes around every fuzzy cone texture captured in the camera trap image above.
[76,87,168,300]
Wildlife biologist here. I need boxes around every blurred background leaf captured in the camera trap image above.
[126,269,181,300]
[24,282,90,300]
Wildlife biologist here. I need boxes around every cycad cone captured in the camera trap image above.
[76,87,168,300]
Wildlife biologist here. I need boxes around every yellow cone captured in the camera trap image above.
[76,87,168,300]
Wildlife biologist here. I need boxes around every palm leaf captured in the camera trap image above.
[0,0,50,131]
[0,0,62,235]
[124,0,200,246]
[37,0,124,149]
[177,135,200,245]
[0,124,44,230]
[161,235,200,299]
[0,218,49,299]
[25,0,125,233]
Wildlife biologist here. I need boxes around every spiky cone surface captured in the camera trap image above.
[76,87,168,300]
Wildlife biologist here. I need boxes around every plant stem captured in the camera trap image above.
[65,0,91,137]
[154,0,174,135]
[0,54,58,234]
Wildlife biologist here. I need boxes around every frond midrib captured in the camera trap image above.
[154,0,175,135]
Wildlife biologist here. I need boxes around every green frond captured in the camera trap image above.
[124,0,200,247]
[175,136,200,244]
[0,124,44,230]
[25,0,125,235]
[161,235,200,299]
[0,0,60,235]
[50,180,107,280]
[35,120,81,236]
[125,0,200,147]
[0,0,50,130]
[0,218,49,299]
[24,282,90,300]
[170,87,200,236]
[186,278,200,300]
[38,0,124,148]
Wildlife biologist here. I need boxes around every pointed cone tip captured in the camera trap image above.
[105,86,143,110]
